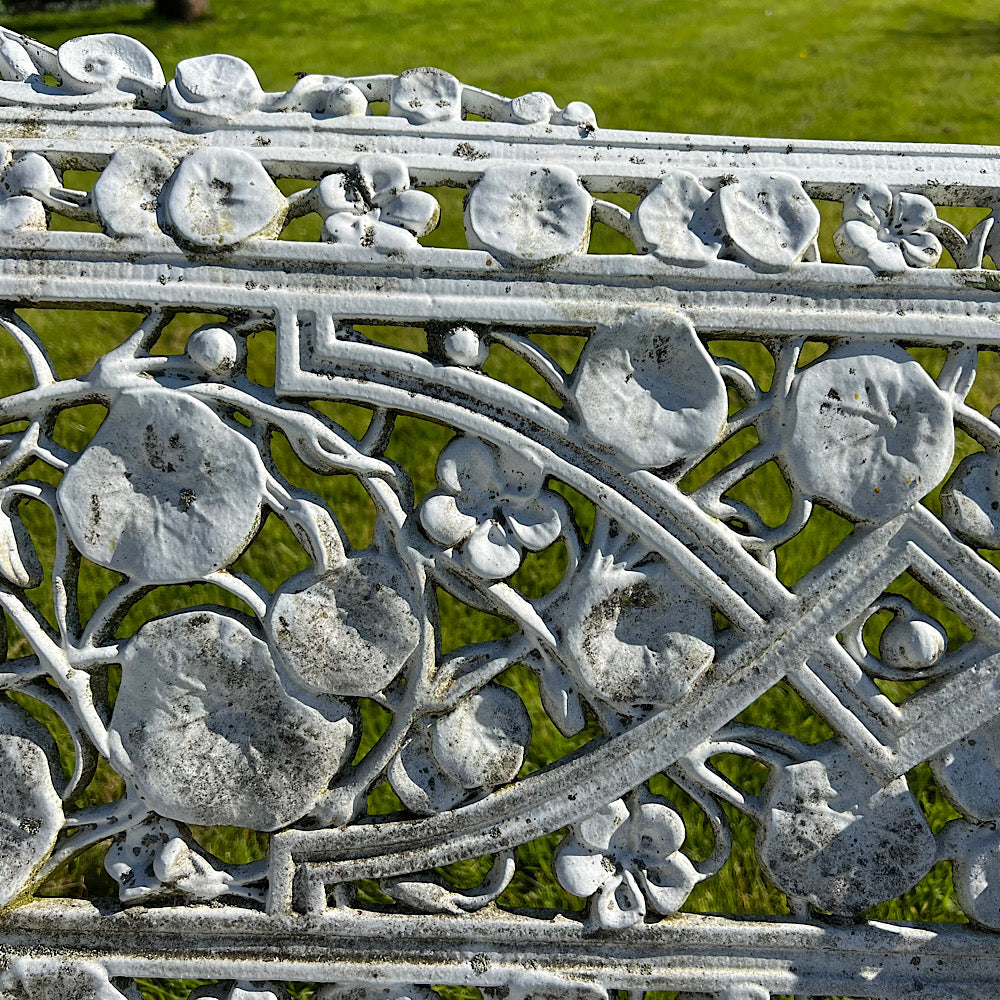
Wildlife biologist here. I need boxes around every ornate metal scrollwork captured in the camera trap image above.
[0,25,998,1000]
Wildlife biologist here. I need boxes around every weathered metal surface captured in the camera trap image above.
[0,24,997,1000]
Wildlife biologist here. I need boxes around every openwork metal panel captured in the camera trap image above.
[0,26,998,1000]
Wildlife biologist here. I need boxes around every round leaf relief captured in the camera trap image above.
[716,172,820,270]
[757,741,936,914]
[781,345,954,521]
[948,822,1000,929]
[57,32,164,99]
[92,145,173,238]
[389,686,531,815]
[572,309,727,469]
[0,703,63,907]
[562,562,715,708]
[109,610,356,831]
[634,172,717,265]
[267,553,422,698]
[941,451,1000,548]
[464,163,592,266]
[58,388,267,585]
[931,714,1000,821]
[165,147,287,248]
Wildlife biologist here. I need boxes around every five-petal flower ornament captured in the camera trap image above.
[834,183,943,272]
[419,436,569,580]
[554,797,702,930]
[317,153,439,251]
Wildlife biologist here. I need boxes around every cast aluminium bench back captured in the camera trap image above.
[0,26,998,1000]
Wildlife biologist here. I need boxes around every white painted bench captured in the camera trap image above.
[0,26,998,1000]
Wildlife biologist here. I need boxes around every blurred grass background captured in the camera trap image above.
[0,0,996,996]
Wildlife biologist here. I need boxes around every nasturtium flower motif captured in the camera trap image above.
[318,153,439,251]
[757,741,937,914]
[715,172,820,271]
[561,560,715,709]
[389,685,531,814]
[267,552,422,698]
[58,388,267,585]
[834,184,943,273]
[554,798,701,930]
[109,610,355,831]
[164,147,288,248]
[388,67,462,124]
[781,344,954,522]
[464,162,592,266]
[941,451,1000,549]
[419,435,568,580]
[571,309,727,471]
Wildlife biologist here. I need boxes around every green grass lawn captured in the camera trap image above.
[0,1,996,996]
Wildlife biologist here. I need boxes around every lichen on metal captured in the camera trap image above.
[0,23,998,1000]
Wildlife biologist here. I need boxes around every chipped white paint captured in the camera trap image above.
[0,25,996,1000]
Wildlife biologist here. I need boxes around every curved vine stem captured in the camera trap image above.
[20,678,97,803]
[665,762,733,880]
[0,310,57,387]
[79,581,150,649]
[489,329,573,409]
[34,800,150,885]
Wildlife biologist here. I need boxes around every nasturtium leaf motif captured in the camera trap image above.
[944,820,1000,930]
[165,147,288,248]
[716,172,820,270]
[92,145,173,238]
[572,309,727,470]
[267,553,421,698]
[932,715,1000,822]
[389,685,531,815]
[634,172,718,266]
[166,53,266,123]
[561,560,715,708]
[6,958,133,1000]
[781,345,954,521]
[109,610,355,830]
[0,153,58,232]
[555,797,701,930]
[58,388,267,585]
[0,702,63,908]
[941,451,1000,549]
[389,67,462,124]
[757,741,937,914]
[57,33,164,103]
[464,163,592,266]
